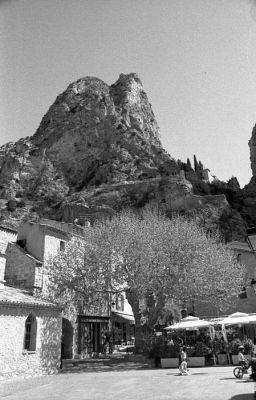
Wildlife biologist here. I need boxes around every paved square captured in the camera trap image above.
[0,366,255,400]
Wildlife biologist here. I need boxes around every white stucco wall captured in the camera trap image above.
[0,255,6,282]
[227,241,256,281]
[44,234,65,261]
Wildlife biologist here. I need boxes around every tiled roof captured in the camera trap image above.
[0,225,17,234]
[10,242,42,264]
[0,285,61,309]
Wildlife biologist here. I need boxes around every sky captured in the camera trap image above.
[1,0,256,188]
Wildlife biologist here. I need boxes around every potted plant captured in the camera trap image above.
[212,338,228,365]
[159,343,180,368]
[187,342,209,367]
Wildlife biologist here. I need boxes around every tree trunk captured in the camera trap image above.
[126,288,166,353]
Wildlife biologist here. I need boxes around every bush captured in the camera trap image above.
[194,342,211,356]
[187,346,196,357]
[243,338,254,355]
[164,344,180,358]
[230,338,243,355]
[186,342,211,357]
[211,338,226,354]
[149,337,180,358]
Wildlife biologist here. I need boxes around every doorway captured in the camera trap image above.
[61,318,73,359]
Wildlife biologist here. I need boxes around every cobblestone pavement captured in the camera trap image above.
[0,366,255,400]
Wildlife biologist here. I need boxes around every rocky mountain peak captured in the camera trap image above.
[29,73,175,189]
[0,73,237,238]
[0,73,178,200]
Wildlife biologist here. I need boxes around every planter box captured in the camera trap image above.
[217,354,228,365]
[160,358,179,368]
[187,356,205,367]
[232,354,250,365]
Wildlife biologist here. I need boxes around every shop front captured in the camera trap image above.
[112,311,135,347]
[78,315,110,356]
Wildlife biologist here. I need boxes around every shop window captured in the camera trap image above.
[24,313,37,351]
[115,294,125,311]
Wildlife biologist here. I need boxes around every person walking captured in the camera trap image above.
[179,346,189,375]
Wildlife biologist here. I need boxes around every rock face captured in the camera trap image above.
[249,124,256,177]
[31,73,178,189]
[0,73,239,237]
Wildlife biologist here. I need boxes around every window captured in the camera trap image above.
[115,294,125,312]
[120,295,124,312]
[60,240,65,252]
[239,287,247,299]
[24,313,37,351]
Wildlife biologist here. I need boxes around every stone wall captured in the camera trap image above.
[0,304,62,381]
[17,223,45,261]
[0,254,6,282]
[44,233,66,261]
[5,243,43,289]
[0,227,17,254]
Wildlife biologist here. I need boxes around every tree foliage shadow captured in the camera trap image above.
[229,395,255,400]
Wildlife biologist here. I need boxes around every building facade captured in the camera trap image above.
[4,219,135,360]
[0,283,62,380]
[226,240,256,314]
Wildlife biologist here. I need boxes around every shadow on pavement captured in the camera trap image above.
[61,364,156,374]
[229,394,255,399]
[190,373,208,375]
[220,378,253,383]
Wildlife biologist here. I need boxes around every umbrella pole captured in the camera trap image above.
[209,326,217,366]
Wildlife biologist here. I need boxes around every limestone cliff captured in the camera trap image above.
[249,124,256,177]
[0,73,236,238]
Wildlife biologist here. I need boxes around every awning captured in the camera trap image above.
[112,312,135,324]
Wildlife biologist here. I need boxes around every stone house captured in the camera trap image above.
[4,220,73,291]
[194,240,256,318]
[0,282,62,380]
[4,219,134,359]
[226,240,256,314]
[185,168,214,184]
[0,225,17,286]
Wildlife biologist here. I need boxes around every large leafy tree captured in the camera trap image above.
[44,208,245,351]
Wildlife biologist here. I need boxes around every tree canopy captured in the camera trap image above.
[44,208,246,349]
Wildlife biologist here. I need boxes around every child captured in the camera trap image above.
[238,345,249,373]
[179,346,189,375]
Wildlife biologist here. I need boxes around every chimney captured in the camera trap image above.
[0,279,6,290]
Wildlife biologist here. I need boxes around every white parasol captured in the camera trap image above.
[216,312,251,326]
[164,316,214,331]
